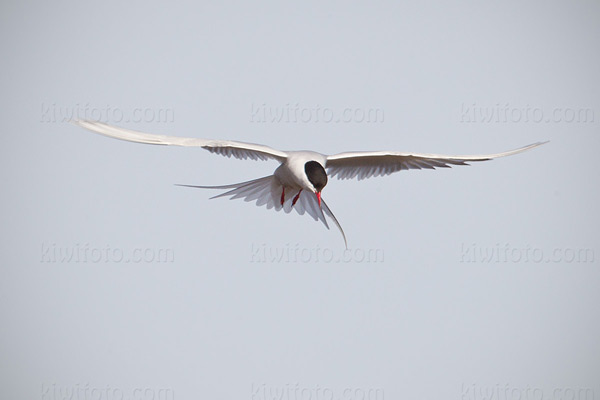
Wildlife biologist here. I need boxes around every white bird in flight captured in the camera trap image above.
[74,120,547,247]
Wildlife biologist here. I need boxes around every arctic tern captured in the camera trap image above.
[73,120,547,247]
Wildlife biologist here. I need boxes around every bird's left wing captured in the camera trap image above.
[73,120,288,162]
[325,142,547,180]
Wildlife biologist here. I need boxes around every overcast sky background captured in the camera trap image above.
[1,1,599,399]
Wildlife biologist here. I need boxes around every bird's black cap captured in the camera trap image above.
[305,161,328,192]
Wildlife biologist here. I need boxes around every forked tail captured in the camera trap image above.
[177,176,347,247]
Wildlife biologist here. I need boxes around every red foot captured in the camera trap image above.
[292,190,302,206]
[280,187,285,206]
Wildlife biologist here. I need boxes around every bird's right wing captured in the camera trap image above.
[73,120,288,162]
[325,142,547,180]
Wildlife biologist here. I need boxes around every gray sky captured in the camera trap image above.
[1,1,599,399]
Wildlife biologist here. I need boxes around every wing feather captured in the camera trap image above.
[326,142,547,180]
[73,120,288,162]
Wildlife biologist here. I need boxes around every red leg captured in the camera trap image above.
[280,187,285,206]
[292,190,302,206]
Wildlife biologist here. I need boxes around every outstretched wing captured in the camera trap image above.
[178,176,347,247]
[73,120,288,162]
[325,142,547,180]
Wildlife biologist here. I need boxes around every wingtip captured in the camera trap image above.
[526,140,550,151]
[530,140,549,147]
[70,119,101,129]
